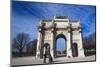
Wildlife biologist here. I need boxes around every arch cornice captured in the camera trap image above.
[56,34,67,41]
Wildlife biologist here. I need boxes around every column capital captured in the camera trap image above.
[79,28,82,33]
[67,28,71,33]
[51,28,55,33]
[38,28,42,32]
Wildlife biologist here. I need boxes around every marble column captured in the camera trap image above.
[50,29,54,60]
[78,31,85,57]
[36,31,42,59]
[67,30,72,58]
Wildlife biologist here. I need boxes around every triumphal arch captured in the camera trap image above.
[36,16,85,60]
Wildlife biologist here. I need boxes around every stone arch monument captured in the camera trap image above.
[36,16,85,60]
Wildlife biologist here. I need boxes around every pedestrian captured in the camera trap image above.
[49,53,53,63]
[43,45,47,63]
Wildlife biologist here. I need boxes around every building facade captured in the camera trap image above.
[36,16,85,60]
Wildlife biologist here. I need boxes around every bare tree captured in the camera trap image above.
[13,33,30,57]
[26,39,37,56]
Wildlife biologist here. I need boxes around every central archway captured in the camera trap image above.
[55,34,67,58]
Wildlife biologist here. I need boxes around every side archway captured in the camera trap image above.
[72,43,78,57]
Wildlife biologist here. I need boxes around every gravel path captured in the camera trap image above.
[11,55,96,66]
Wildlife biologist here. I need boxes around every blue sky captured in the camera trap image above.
[12,1,96,51]
[57,38,66,51]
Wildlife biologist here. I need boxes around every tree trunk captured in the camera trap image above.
[19,49,23,57]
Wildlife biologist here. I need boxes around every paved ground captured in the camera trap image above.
[11,55,96,66]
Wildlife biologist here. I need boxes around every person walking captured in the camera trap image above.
[43,46,47,63]
[49,53,53,63]
[43,43,53,63]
